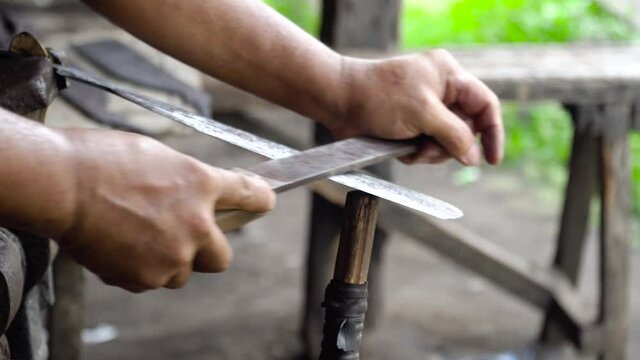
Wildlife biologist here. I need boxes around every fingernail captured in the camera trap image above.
[461,144,481,166]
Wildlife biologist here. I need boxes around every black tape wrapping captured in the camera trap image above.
[319,280,368,360]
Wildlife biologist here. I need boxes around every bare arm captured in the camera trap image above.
[0,108,77,238]
[0,108,275,291]
[83,0,504,165]
[83,0,345,129]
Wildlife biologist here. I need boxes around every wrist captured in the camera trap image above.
[321,56,376,137]
[43,129,86,243]
[315,55,360,134]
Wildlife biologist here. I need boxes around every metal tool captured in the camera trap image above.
[52,63,463,229]
[217,137,416,230]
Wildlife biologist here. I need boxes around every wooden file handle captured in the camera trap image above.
[215,209,268,233]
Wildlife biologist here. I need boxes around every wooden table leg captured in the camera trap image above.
[597,105,631,360]
[49,252,85,360]
[540,105,599,345]
[319,191,379,360]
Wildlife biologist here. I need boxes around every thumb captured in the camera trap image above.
[422,97,481,166]
[213,169,276,212]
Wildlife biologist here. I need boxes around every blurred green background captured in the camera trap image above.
[264,0,640,227]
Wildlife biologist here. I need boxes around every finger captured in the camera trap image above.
[214,169,276,212]
[164,269,192,289]
[452,108,478,134]
[421,96,481,166]
[192,223,233,273]
[399,140,451,165]
[450,74,504,164]
[478,105,504,164]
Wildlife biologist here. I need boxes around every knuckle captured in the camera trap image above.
[138,274,166,290]
[487,91,500,107]
[449,127,473,154]
[423,92,441,109]
[426,48,454,63]
[211,248,234,273]
[167,244,195,270]
[186,212,214,239]
[235,175,258,205]
[188,159,216,191]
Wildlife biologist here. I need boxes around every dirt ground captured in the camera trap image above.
[65,110,639,360]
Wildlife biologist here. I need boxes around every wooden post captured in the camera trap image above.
[303,1,400,356]
[540,105,599,346]
[597,104,631,360]
[49,253,85,360]
[541,103,632,358]
[333,192,379,285]
[319,191,379,360]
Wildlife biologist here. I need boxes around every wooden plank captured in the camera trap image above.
[206,45,640,113]
[597,104,632,360]
[540,105,600,346]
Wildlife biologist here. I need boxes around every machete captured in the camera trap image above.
[52,64,463,230]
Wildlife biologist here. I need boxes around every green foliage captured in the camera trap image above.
[402,0,635,48]
[263,0,319,34]
[501,103,572,187]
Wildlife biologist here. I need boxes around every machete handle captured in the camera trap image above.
[215,209,267,233]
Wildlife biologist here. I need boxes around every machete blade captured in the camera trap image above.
[53,63,463,220]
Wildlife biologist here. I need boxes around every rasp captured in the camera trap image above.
[52,64,463,229]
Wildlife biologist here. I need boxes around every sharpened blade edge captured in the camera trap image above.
[55,64,463,220]
[330,173,463,220]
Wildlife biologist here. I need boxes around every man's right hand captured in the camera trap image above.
[56,129,275,292]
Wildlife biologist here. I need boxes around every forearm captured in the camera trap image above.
[82,0,347,128]
[0,108,77,238]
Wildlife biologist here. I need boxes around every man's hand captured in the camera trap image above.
[331,51,503,166]
[0,109,275,292]
[57,130,275,292]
